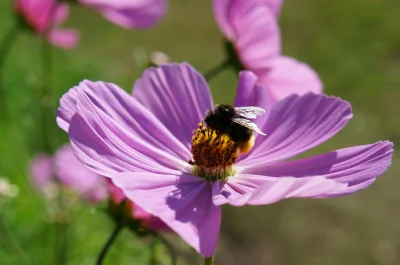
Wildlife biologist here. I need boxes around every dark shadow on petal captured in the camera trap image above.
[164,180,221,256]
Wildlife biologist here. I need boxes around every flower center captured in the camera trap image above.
[189,123,241,181]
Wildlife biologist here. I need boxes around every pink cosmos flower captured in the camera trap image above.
[30,144,108,203]
[56,63,393,257]
[14,0,167,48]
[80,0,168,29]
[213,0,322,102]
[14,0,79,49]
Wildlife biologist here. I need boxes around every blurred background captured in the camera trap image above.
[0,0,400,264]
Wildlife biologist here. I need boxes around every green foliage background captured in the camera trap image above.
[0,0,399,264]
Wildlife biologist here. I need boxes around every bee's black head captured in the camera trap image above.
[214,104,235,118]
[204,104,235,133]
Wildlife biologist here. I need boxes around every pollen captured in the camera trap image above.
[190,123,238,181]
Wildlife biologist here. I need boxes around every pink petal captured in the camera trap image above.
[106,180,170,231]
[53,144,107,203]
[52,2,69,26]
[84,0,168,29]
[58,80,190,160]
[213,0,281,72]
[259,56,323,102]
[47,29,79,49]
[132,203,171,231]
[15,0,55,32]
[245,176,346,205]
[29,153,54,190]
[14,0,79,49]
[57,86,78,132]
[132,63,214,149]
[213,0,236,40]
[234,71,267,107]
[146,217,172,231]
[69,104,186,175]
[57,80,189,177]
[107,179,126,204]
[265,0,283,17]
[132,203,155,220]
[80,0,160,9]
[213,174,345,206]
[233,71,272,133]
[238,93,353,167]
[235,2,281,71]
[112,172,220,257]
[245,141,394,197]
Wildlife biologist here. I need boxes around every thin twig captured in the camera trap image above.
[40,6,55,153]
[203,59,230,82]
[0,215,30,265]
[0,23,21,122]
[156,233,178,265]
[54,217,69,265]
[150,235,160,265]
[95,223,124,265]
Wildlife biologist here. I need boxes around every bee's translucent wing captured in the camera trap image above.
[232,118,266,135]
[234,106,265,119]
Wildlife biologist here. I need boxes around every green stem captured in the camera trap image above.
[40,30,53,152]
[54,216,69,265]
[0,23,21,122]
[156,233,177,265]
[203,59,230,81]
[0,215,30,265]
[40,2,59,153]
[204,255,214,265]
[150,236,159,265]
[95,223,124,265]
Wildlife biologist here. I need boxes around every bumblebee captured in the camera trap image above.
[204,104,266,153]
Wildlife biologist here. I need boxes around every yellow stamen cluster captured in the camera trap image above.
[190,123,238,181]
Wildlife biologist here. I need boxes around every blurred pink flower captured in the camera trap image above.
[79,0,168,29]
[14,0,167,48]
[30,144,108,203]
[30,153,54,190]
[56,63,393,257]
[14,0,79,49]
[213,0,322,102]
[30,144,167,230]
